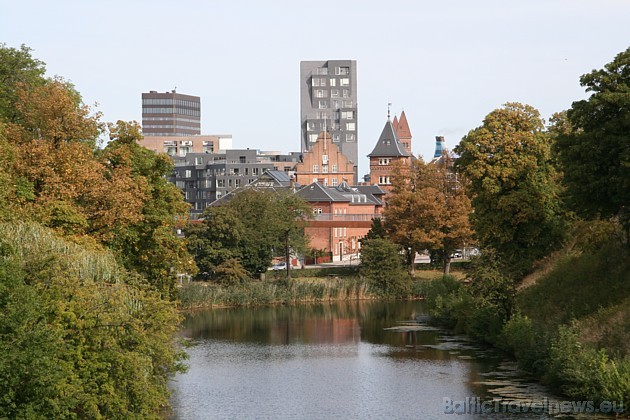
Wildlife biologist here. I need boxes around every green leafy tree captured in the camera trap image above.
[0,43,46,123]
[553,47,630,240]
[455,103,568,276]
[359,237,410,297]
[187,189,310,281]
[0,223,185,418]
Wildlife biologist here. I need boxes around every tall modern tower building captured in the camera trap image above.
[141,90,201,136]
[300,60,358,184]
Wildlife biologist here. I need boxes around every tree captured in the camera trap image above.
[359,237,410,297]
[102,121,196,296]
[384,159,474,275]
[554,47,630,240]
[455,103,567,277]
[0,43,46,123]
[187,189,310,281]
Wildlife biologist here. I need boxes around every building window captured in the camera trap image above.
[346,123,355,131]
[185,170,192,178]
[332,164,338,172]
[318,101,328,109]
[313,178,318,183]
[329,78,336,86]
[335,66,350,75]
[342,90,350,98]
[332,178,338,186]
[315,89,325,98]
[322,165,328,173]
[331,89,339,98]
[341,111,354,119]
[195,157,204,165]
[217,179,225,187]
[379,158,391,165]
[379,176,391,185]
[253,167,259,175]
[346,134,355,142]
[309,133,318,143]
[313,164,319,173]
[342,100,353,107]
[340,78,350,86]
[323,178,328,186]
[333,134,340,142]
[334,228,338,237]
[313,208,323,215]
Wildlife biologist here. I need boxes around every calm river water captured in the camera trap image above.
[169,301,584,419]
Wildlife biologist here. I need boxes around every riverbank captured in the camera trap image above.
[420,237,630,409]
[177,268,463,310]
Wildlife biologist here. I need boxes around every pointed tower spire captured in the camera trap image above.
[396,110,413,155]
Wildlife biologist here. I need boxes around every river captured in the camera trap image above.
[169,301,594,419]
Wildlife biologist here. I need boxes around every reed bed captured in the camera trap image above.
[178,277,376,310]
[0,221,122,283]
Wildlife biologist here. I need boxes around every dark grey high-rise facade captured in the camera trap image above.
[300,60,358,183]
[142,90,201,136]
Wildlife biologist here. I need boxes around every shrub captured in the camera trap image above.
[360,238,411,297]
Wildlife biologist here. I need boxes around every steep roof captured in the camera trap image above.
[367,119,411,158]
[296,182,348,202]
[396,110,412,139]
[392,115,399,133]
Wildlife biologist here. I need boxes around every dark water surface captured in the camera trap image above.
[169,301,587,419]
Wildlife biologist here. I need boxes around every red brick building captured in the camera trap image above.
[368,116,412,192]
[296,182,385,262]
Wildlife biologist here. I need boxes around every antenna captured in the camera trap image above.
[387,102,392,120]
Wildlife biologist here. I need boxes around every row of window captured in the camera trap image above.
[144,124,199,130]
[312,66,350,76]
[178,166,264,179]
[312,78,351,87]
[317,100,353,109]
[312,164,339,173]
[142,107,201,117]
[311,178,339,187]
[142,99,200,108]
[334,227,348,238]
[143,132,195,137]
[308,133,355,142]
[143,116,200,124]
[308,121,355,131]
[379,158,392,165]
[378,176,391,185]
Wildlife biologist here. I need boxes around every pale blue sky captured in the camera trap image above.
[2,0,629,177]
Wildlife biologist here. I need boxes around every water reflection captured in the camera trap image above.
[171,301,569,419]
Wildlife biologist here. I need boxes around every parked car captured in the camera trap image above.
[273,262,287,271]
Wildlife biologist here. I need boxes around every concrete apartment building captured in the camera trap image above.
[300,60,358,184]
[138,134,233,157]
[170,149,300,219]
[141,90,201,136]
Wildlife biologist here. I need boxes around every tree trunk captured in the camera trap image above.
[407,248,416,277]
[443,254,451,276]
[285,230,291,280]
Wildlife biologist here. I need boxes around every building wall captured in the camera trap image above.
[141,91,201,136]
[369,156,410,192]
[300,60,358,183]
[295,132,355,187]
[138,135,232,157]
[306,200,379,261]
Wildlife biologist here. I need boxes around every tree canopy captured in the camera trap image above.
[383,158,473,275]
[554,47,630,237]
[455,103,567,276]
[186,189,310,281]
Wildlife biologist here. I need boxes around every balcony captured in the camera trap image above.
[308,213,383,228]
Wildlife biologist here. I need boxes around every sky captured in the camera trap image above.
[1,0,629,177]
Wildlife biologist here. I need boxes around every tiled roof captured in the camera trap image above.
[367,119,411,158]
[396,110,412,139]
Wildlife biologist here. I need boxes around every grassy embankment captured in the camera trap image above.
[178,264,467,310]
[421,234,630,407]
